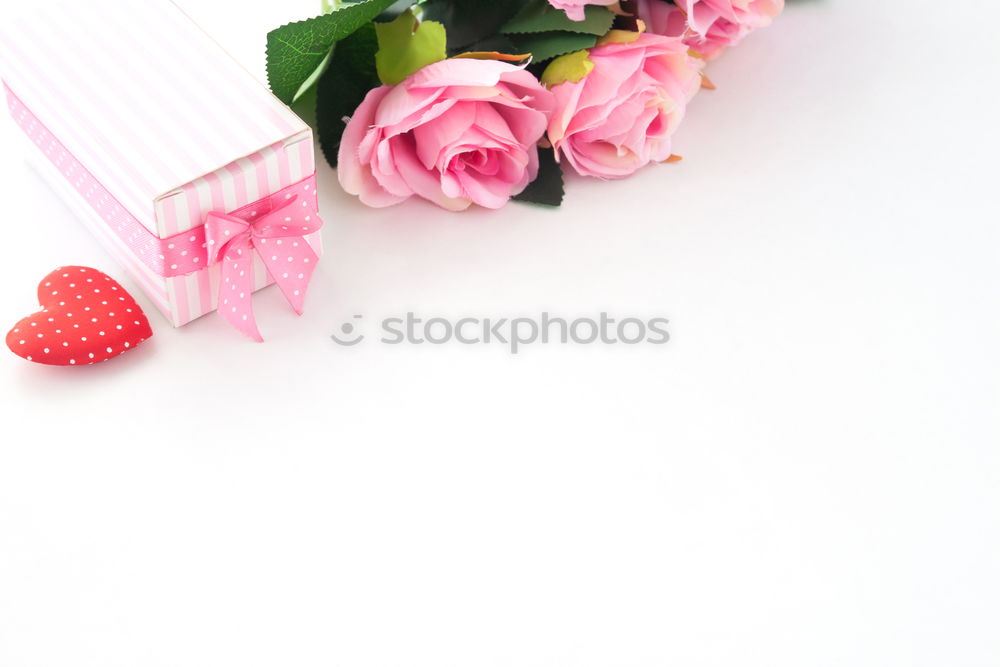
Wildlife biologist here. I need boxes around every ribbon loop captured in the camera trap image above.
[251,195,322,239]
[202,176,323,340]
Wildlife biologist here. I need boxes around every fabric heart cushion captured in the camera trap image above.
[6,266,153,365]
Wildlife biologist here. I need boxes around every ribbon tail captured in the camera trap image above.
[255,235,319,316]
[217,245,263,342]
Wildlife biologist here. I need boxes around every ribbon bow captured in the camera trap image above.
[204,181,322,341]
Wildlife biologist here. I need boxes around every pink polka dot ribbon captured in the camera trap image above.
[204,181,322,341]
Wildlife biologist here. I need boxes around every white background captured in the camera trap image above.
[1,1,998,665]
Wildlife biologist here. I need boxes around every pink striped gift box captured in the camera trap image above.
[0,0,323,328]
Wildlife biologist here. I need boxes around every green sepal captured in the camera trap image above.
[541,50,594,87]
[374,9,448,86]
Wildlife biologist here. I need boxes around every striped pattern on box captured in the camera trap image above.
[0,0,322,327]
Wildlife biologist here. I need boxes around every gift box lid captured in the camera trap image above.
[0,0,309,237]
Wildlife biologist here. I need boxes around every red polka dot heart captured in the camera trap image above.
[6,266,153,366]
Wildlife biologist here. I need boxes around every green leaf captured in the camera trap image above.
[419,0,523,52]
[290,80,318,130]
[513,148,564,207]
[266,0,397,104]
[501,0,615,36]
[511,31,597,63]
[316,23,381,167]
[461,34,519,56]
[374,9,447,86]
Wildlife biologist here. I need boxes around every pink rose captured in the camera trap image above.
[634,0,690,41]
[684,0,784,35]
[547,0,618,22]
[637,0,783,59]
[338,59,554,211]
[546,33,702,179]
[634,0,731,59]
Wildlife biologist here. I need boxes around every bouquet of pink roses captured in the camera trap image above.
[266,0,783,210]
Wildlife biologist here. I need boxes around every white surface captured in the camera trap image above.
[1,1,998,666]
